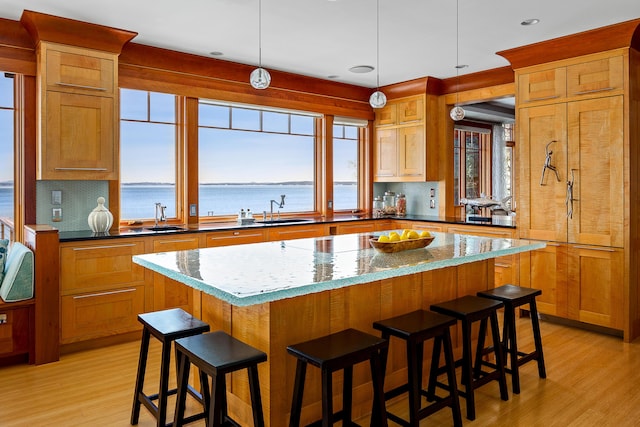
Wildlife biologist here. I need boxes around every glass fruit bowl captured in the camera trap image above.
[369,236,435,253]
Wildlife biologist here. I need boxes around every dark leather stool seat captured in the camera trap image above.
[173,331,267,427]
[477,284,547,394]
[430,295,509,421]
[131,308,210,427]
[287,328,389,427]
[373,310,462,427]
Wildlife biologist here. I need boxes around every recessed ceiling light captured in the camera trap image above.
[209,51,224,56]
[327,75,340,79]
[349,65,374,74]
[521,18,540,26]
[455,64,468,69]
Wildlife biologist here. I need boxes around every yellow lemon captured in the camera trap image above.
[408,230,420,239]
[388,233,400,242]
[420,230,431,238]
[378,235,390,243]
[389,231,400,238]
[400,233,410,240]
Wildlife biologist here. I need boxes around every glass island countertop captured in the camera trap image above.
[132,231,545,307]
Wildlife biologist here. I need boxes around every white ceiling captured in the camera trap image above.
[1,0,639,88]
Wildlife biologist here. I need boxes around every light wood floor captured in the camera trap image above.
[2,317,640,426]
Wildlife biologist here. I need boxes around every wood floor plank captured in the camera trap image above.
[1,318,640,426]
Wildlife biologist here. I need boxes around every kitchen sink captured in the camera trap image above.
[256,218,313,225]
[145,225,185,231]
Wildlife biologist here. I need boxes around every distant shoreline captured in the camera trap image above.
[122,182,356,186]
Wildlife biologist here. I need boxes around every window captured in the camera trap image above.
[453,125,492,205]
[0,73,14,222]
[333,124,359,211]
[120,89,178,221]
[198,101,316,217]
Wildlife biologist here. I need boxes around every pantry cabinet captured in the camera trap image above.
[515,49,634,337]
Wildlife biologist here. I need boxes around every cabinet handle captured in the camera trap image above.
[573,87,614,96]
[55,82,108,91]
[73,243,136,251]
[157,239,195,244]
[525,95,560,102]
[495,262,511,268]
[73,288,136,299]
[571,245,616,252]
[545,242,561,247]
[55,167,109,171]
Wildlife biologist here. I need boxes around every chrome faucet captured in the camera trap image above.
[269,194,286,221]
[155,202,167,226]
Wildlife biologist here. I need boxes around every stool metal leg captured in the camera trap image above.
[131,328,151,425]
[289,359,307,427]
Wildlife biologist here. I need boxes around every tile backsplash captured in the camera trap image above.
[373,182,439,216]
[36,180,110,232]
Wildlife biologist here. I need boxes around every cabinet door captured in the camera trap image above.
[567,244,623,329]
[45,44,115,96]
[151,235,200,311]
[397,97,424,123]
[567,96,624,247]
[518,104,567,242]
[332,221,376,235]
[374,128,397,180]
[267,225,326,241]
[397,125,424,180]
[566,56,624,98]
[42,91,116,180]
[518,67,566,105]
[519,242,568,318]
[204,229,266,247]
[375,103,397,126]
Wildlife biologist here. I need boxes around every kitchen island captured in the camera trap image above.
[133,231,544,426]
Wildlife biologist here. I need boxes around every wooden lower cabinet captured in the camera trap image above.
[203,229,266,247]
[59,239,148,344]
[329,221,377,235]
[151,235,200,312]
[0,303,32,360]
[520,241,624,331]
[267,224,327,241]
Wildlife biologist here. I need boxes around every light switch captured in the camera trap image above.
[52,208,62,222]
[52,190,62,205]
[190,204,197,216]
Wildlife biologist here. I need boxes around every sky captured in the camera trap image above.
[0,74,13,183]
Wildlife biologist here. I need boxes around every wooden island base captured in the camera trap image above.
[168,258,494,426]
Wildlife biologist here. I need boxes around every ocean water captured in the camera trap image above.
[0,184,357,219]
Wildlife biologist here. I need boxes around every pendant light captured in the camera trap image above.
[250,0,271,89]
[369,0,386,108]
[450,0,466,121]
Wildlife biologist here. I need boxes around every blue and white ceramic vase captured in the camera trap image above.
[88,197,113,233]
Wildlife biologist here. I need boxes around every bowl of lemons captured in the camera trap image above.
[370,229,435,253]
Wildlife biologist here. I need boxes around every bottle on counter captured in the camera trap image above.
[238,208,245,221]
[373,196,384,218]
[395,193,406,217]
[383,191,396,216]
[246,209,253,219]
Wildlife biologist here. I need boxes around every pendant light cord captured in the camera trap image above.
[455,0,460,107]
[258,0,263,68]
[376,0,380,89]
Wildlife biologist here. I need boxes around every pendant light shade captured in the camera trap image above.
[450,0,465,121]
[370,0,386,108]
[370,90,387,109]
[250,0,270,90]
[250,67,271,90]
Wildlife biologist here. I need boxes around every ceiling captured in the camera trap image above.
[1,0,639,89]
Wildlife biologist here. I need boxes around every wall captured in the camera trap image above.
[35,181,109,232]
[373,182,439,216]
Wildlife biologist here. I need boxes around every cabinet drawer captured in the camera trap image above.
[152,235,200,252]
[60,240,147,294]
[446,225,514,239]
[204,229,266,247]
[44,43,115,96]
[375,103,397,126]
[567,56,624,98]
[268,225,326,241]
[0,306,30,356]
[61,286,145,344]
[518,67,566,104]
[399,221,445,233]
[331,222,376,235]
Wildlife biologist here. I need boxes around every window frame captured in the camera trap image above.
[454,123,493,207]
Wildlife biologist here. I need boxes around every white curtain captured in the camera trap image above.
[492,124,507,201]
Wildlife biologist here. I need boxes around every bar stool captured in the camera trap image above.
[131,308,210,427]
[430,295,509,421]
[373,310,462,427]
[173,331,268,427]
[287,328,389,427]
[477,284,547,394]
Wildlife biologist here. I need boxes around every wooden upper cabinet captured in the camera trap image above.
[374,128,398,179]
[518,67,566,105]
[397,125,425,179]
[44,44,116,96]
[567,96,624,247]
[566,55,624,98]
[37,42,120,180]
[397,97,424,123]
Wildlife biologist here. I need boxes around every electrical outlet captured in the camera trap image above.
[52,207,62,222]
[429,199,435,209]
[190,204,197,216]
[51,190,62,205]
